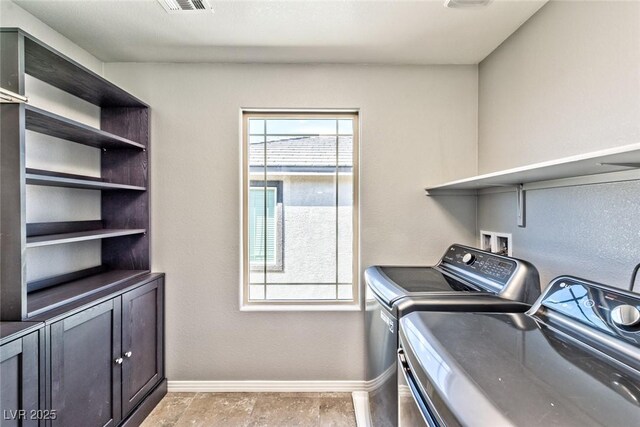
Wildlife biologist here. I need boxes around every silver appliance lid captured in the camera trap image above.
[399,277,640,427]
[365,244,541,307]
[365,266,481,307]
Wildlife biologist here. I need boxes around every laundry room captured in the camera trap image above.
[0,1,639,426]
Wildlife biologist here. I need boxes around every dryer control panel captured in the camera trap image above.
[440,245,517,286]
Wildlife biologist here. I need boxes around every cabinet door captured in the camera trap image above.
[50,300,121,427]
[121,279,164,416]
[0,332,40,427]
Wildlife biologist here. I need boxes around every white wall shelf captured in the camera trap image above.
[425,142,640,195]
[425,142,640,227]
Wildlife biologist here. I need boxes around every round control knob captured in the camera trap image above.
[462,253,476,265]
[611,305,640,328]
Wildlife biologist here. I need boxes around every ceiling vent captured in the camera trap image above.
[444,0,492,8]
[157,0,214,13]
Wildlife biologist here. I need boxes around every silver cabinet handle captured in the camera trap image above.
[115,357,123,365]
[124,351,132,358]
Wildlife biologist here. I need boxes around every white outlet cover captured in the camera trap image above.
[479,230,512,256]
[479,230,495,252]
[494,232,513,256]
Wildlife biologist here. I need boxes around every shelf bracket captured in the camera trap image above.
[516,184,526,228]
[597,162,640,168]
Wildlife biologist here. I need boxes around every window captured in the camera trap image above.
[242,111,359,307]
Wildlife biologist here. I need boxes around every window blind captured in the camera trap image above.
[249,187,277,264]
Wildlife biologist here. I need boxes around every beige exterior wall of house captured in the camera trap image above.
[249,174,354,300]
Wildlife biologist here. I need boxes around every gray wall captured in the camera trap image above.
[479,0,640,174]
[478,182,640,289]
[478,1,640,290]
[103,62,479,381]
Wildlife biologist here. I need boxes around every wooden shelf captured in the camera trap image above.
[2,29,148,108]
[27,270,148,317]
[26,168,146,191]
[26,229,146,248]
[425,142,640,194]
[25,105,145,150]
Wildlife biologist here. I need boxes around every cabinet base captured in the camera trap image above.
[120,378,167,427]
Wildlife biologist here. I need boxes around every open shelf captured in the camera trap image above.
[25,105,145,150]
[425,142,640,194]
[27,269,148,317]
[26,229,146,248]
[12,30,148,108]
[26,168,146,191]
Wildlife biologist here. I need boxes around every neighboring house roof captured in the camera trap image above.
[250,136,352,172]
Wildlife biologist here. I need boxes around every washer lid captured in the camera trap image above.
[400,311,640,427]
[365,266,481,307]
[365,244,541,307]
[379,267,479,293]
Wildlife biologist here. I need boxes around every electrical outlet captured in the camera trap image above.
[495,232,512,256]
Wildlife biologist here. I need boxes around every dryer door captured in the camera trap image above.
[397,348,438,427]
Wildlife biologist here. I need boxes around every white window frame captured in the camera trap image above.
[241,110,360,311]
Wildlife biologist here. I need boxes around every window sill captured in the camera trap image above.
[240,302,362,312]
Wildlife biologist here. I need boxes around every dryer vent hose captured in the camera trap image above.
[629,262,640,292]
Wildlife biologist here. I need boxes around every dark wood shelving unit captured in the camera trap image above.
[1,28,151,321]
[1,28,165,427]
[26,168,146,191]
[25,104,145,149]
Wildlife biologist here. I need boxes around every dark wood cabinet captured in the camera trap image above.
[121,280,164,416]
[47,277,164,426]
[50,300,122,427]
[0,323,43,427]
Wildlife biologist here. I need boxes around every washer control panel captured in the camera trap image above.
[441,245,517,285]
[540,277,640,342]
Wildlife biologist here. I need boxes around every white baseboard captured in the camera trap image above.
[352,391,372,427]
[167,380,367,393]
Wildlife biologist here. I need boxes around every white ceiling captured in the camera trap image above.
[14,0,548,65]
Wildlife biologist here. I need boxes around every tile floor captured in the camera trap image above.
[141,392,357,427]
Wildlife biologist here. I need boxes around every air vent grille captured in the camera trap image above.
[192,0,206,9]
[157,0,214,13]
